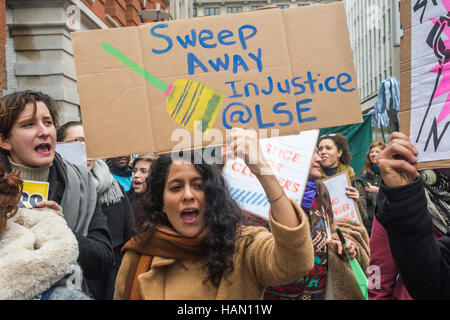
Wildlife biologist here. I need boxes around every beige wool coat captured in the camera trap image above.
[114,201,314,300]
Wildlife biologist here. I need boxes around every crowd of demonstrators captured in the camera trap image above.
[2,90,450,300]
[108,156,133,193]
[317,133,360,204]
[372,132,450,300]
[127,152,159,204]
[263,150,369,300]
[0,162,90,299]
[57,121,133,300]
[114,128,314,299]
[355,141,386,237]
[0,90,114,299]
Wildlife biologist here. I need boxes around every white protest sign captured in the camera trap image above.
[322,172,361,224]
[56,142,88,167]
[402,0,450,167]
[223,129,319,220]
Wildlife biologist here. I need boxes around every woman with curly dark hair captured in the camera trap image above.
[317,133,360,203]
[114,128,314,300]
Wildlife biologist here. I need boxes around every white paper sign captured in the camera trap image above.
[223,129,319,220]
[410,1,450,162]
[322,172,360,224]
[56,142,88,167]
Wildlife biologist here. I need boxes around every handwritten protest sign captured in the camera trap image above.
[222,129,318,220]
[400,0,450,169]
[56,142,88,167]
[322,173,361,224]
[20,180,49,209]
[72,4,361,159]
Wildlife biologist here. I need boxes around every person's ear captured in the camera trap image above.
[337,149,343,159]
[0,134,12,151]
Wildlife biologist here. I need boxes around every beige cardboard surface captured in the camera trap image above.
[400,0,450,169]
[72,3,362,159]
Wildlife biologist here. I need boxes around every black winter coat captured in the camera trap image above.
[375,176,450,299]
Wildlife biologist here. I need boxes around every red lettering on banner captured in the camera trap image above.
[264,144,302,163]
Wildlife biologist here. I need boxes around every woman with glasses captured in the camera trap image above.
[57,121,132,300]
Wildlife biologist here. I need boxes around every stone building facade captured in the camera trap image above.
[1,0,170,123]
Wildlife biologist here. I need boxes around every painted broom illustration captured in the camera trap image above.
[101,42,224,133]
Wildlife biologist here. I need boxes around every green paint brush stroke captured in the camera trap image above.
[101,41,169,92]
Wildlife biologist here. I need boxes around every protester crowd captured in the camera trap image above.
[0,89,449,300]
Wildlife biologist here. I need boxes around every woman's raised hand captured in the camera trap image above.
[224,128,272,176]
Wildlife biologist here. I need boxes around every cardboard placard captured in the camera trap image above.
[19,180,49,209]
[400,0,450,169]
[56,142,88,167]
[322,172,361,224]
[222,129,319,220]
[72,4,362,159]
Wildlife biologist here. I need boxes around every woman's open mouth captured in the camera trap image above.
[35,143,52,156]
[181,208,199,224]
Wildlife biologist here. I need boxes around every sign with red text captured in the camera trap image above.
[223,129,319,220]
[322,172,361,224]
[19,180,49,209]
[72,4,361,159]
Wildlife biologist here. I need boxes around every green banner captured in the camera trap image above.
[319,115,372,178]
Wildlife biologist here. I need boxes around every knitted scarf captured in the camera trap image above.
[301,180,318,209]
[422,169,450,233]
[90,159,124,206]
[120,226,205,300]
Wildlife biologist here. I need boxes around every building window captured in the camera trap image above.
[227,6,243,13]
[277,4,290,9]
[251,5,264,10]
[297,3,310,6]
[204,7,220,16]
[193,7,197,17]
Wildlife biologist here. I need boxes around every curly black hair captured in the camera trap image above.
[318,133,352,165]
[132,151,250,287]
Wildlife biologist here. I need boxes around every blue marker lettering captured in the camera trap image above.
[273,102,293,126]
[198,29,216,49]
[225,80,243,98]
[209,54,230,72]
[248,48,262,72]
[337,73,355,92]
[244,82,259,97]
[296,99,317,123]
[176,29,197,49]
[291,77,306,95]
[255,104,274,128]
[150,24,172,54]
[238,25,257,50]
[232,55,249,74]
[324,76,337,92]
[187,52,208,75]
[222,102,252,129]
[218,29,235,46]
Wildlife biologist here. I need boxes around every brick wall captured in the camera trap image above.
[0,0,6,95]
[81,0,169,28]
